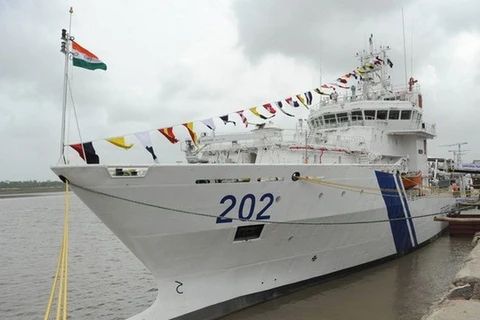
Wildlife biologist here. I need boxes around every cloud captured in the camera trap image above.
[233,0,414,66]
[232,0,480,159]
[231,0,479,89]
[1,0,480,180]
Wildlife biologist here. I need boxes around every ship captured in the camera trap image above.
[52,28,457,320]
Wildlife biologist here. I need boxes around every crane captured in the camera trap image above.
[448,149,469,163]
[441,142,468,163]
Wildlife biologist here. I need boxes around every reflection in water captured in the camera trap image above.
[222,236,471,320]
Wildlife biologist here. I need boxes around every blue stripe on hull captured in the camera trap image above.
[375,171,413,254]
[394,174,418,246]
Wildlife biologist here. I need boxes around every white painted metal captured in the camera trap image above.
[51,164,452,319]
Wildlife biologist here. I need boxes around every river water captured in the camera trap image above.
[0,193,473,320]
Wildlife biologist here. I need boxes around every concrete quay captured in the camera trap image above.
[421,233,480,320]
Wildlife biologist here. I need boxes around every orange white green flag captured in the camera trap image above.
[71,41,107,71]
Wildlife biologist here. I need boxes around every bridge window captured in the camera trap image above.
[401,110,411,120]
[377,110,388,120]
[337,113,348,123]
[388,110,400,120]
[351,110,363,121]
[324,114,336,125]
[364,110,375,120]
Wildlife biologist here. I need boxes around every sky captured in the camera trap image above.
[0,0,479,181]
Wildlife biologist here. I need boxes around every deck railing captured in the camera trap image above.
[310,84,421,111]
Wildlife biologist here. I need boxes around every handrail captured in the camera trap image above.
[310,86,421,112]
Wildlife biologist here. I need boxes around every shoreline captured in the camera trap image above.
[0,188,66,199]
[421,232,480,319]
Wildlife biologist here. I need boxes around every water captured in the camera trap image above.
[0,193,473,320]
[0,193,156,320]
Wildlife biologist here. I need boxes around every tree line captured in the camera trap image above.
[0,180,64,192]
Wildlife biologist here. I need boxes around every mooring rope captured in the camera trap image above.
[44,181,69,320]
[297,176,456,198]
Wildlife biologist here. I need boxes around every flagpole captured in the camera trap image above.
[59,7,74,164]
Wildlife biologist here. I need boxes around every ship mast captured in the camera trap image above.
[356,35,391,99]
[59,7,74,164]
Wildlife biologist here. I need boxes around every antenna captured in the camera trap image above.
[368,34,373,54]
[410,23,414,78]
[319,39,323,87]
[402,7,408,86]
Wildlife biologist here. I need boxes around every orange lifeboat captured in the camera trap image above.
[401,171,422,190]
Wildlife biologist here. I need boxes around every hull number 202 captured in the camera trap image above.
[216,193,274,223]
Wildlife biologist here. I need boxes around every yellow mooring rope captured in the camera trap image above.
[297,175,455,198]
[44,181,69,320]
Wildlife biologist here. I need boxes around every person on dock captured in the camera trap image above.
[466,183,473,197]
[451,182,458,192]
[451,182,461,197]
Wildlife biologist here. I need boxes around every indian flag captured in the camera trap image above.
[71,41,107,71]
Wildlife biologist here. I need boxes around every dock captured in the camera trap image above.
[435,201,480,236]
[421,232,480,320]
[436,215,480,237]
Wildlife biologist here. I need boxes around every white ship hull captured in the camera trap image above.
[52,163,453,319]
